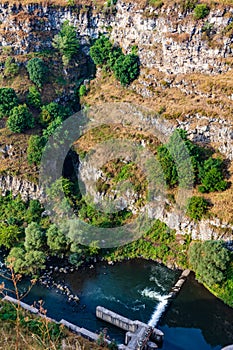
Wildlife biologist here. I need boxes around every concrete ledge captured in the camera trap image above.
[3,295,39,314]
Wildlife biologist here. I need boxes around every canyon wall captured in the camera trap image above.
[0,1,232,239]
[0,1,232,74]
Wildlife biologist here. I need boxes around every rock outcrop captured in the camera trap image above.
[0,1,232,74]
[0,174,45,201]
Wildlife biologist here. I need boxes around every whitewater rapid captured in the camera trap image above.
[141,287,170,327]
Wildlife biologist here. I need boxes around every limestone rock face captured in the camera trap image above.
[0,2,232,74]
[0,174,45,201]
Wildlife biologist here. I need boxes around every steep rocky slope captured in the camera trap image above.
[0,0,232,240]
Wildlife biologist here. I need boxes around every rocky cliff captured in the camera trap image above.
[0,1,232,240]
[0,174,44,201]
[0,1,232,74]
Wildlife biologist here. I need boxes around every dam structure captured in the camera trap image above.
[96,306,164,349]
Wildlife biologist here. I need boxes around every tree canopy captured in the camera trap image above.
[188,241,231,286]
[52,21,79,65]
[7,104,34,133]
[26,58,48,88]
[0,88,18,119]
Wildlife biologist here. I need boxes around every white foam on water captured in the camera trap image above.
[140,287,167,302]
[147,295,169,327]
[149,276,166,292]
[140,288,170,327]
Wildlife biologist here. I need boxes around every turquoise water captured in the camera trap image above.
[1,259,233,349]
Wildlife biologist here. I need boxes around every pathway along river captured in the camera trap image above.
[1,258,233,349]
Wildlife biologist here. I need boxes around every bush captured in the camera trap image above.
[0,87,18,118]
[186,196,209,220]
[113,54,140,86]
[53,21,79,65]
[180,0,197,12]
[149,0,164,8]
[79,84,87,97]
[40,102,70,126]
[7,104,34,133]
[198,157,227,193]
[157,145,178,187]
[4,57,19,77]
[27,135,46,165]
[26,58,48,88]
[27,86,42,109]
[194,4,210,19]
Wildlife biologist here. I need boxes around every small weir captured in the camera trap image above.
[148,269,191,327]
[96,306,163,349]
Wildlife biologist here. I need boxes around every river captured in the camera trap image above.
[1,258,233,349]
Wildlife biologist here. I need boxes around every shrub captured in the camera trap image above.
[149,0,164,8]
[42,116,63,138]
[79,84,87,97]
[113,54,140,86]
[198,157,227,193]
[40,102,69,125]
[4,57,19,77]
[186,196,209,220]
[194,4,210,20]
[0,87,18,118]
[27,86,42,109]
[180,0,198,12]
[26,58,48,88]
[53,21,79,65]
[7,104,34,133]
[27,135,46,165]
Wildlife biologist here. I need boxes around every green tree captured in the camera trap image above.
[26,58,48,88]
[157,145,178,187]
[40,102,69,126]
[24,222,45,251]
[27,135,46,165]
[113,54,140,86]
[24,250,46,276]
[107,46,123,69]
[7,104,34,133]
[52,21,79,65]
[188,241,231,286]
[198,157,227,193]
[42,116,63,138]
[46,224,68,254]
[27,86,42,109]
[166,129,195,189]
[0,87,18,118]
[7,246,26,274]
[186,196,209,220]
[0,224,21,249]
[4,196,27,226]
[194,4,210,19]
[25,200,44,224]
[90,35,113,66]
